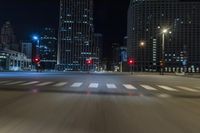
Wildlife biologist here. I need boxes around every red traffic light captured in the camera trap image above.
[33,57,41,63]
[86,59,92,65]
[128,58,135,65]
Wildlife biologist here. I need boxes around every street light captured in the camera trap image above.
[139,41,145,72]
[32,35,41,71]
[140,41,145,48]
[161,28,170,75]
[33,36,39,40]
[32,35,40,56]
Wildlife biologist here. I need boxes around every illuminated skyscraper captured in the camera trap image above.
[0,21,18,51]
[40,28,57,70]
[57,0,94,71]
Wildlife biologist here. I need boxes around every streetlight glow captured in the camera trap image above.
[140,41,145,47]
[162,29,168,34]
[33,35,39,40]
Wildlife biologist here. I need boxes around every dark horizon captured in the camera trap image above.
[0,0,130,58]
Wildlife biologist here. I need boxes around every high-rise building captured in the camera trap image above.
[40,28,57,70]
[57,0,94,71]
[93,33,103,70]
[111,43,120,71]
[0,21,18,51]
[21,41,32,59]
[123,36,128,47]
[127,0,200,73]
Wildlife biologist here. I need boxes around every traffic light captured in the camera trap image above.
[128,58,135,66]
[33,57,41,64]
[86,59,92,65]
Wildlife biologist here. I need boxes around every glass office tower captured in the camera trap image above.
[57,0,94,71]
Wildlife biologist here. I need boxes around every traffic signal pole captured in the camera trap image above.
[128,58,135,75]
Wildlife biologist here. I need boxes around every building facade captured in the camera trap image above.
[57,0,94,71]
[127,0,200,73]
[21,41,32,59]
[93,33,103,70]
[0,21,18,51]
[0,48,31,71]
[40,28,57,70]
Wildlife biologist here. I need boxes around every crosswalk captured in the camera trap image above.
[106,84,117,89]
[53,82,68,87]
[0,80,200,94]
[21,81,39,86]
[158,85,179,92]
[140,85,157,91]
[71,82,83,88]
[36,82,53,87]
[123,84,137,90]
[89,83,99,88]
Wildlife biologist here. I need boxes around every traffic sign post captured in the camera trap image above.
[128,58,135,75]
[33,57,41,72]
[86,58,93,73]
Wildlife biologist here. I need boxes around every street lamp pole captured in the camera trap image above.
[37,39,40,57]
[140,41,145,72]
[33,36,40,57]
[32,35,41,71]
[161,33,165,75]
[161,29,168,75]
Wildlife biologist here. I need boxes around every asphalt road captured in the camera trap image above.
[0,72,200,133]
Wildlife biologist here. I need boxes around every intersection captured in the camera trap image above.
[0,72,200,133]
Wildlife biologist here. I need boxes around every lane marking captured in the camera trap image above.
[123,84,137,90]
[106,84,117,89]
[53,82,68,87]
[21,81,39,86]
[176,86,200,92]
[4,81,25,85]
[141,85,157,91]
[158,85,178,92]
[36,82,53,87]
[89,83,99,88]
[71,82,83,88]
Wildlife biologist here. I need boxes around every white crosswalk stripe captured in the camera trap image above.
[21,81,39,86]
[106,84,117,89]
[36,82,53,87]
[53,82,68,87]
[89,83,99,88]
[71,82,83,88]
[176,86,200,92]
[141,85,157,91]
[4,81,26,85]
[123,84,137,90]
[158,85,178,92]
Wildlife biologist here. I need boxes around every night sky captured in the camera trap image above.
[0,0,130,58]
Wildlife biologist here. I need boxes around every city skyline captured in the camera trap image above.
[1,1,200,132]
[0,0,130,58]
